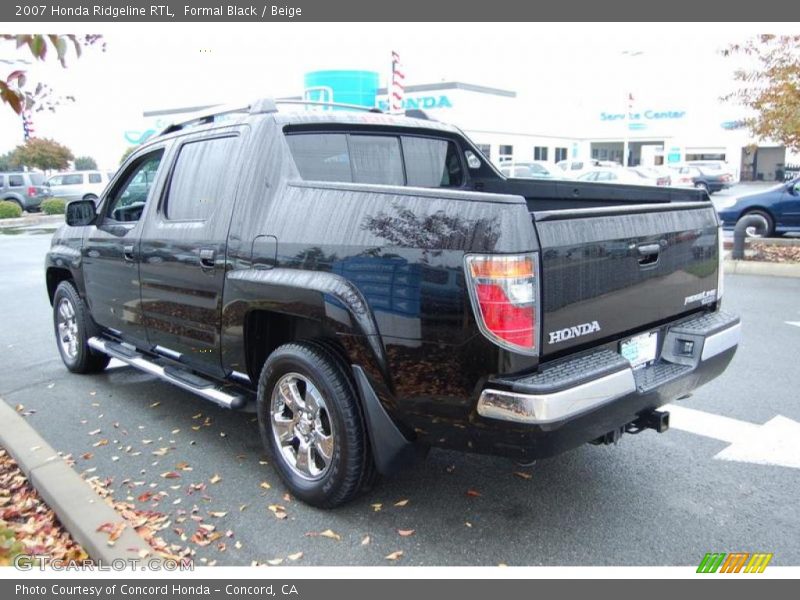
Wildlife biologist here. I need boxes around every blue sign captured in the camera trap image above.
[377,95,453,111]
[601,109,686,122]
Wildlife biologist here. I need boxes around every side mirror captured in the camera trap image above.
[65,199,97,227]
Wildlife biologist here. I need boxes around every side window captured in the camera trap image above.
[63,174,83,185]
[402,136,463,188]
[348,135,404,185]
[105,150,164,223]
[88,173,102,184]
[9,175,23,187]
[0,176,4,187]
[49,176,63,186]
[286,134,351,182]
[165,136,239,221]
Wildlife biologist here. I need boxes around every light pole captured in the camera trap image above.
[621,50,643,167]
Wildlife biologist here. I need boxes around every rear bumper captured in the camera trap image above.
[470,310,740,459]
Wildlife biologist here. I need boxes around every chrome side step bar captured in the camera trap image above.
[88,337,246,410]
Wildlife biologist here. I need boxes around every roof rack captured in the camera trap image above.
[159,97,385,136]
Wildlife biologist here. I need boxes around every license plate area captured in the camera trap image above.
[620,331,658,369]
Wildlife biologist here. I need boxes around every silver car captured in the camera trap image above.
[47,171,114,202]
[0,171,50,212]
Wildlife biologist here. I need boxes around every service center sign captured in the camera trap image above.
[600,109,686,131]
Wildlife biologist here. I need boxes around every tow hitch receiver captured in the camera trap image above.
[626,409,670,434]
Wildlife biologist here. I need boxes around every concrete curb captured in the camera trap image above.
[0,214,63,229]
[0,400,157,563]
[724,259,800,278]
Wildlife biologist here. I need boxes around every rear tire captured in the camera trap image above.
[694,182,710,195]
[738,210,774,238]
[52,281,110,374]
[257,341,375,508]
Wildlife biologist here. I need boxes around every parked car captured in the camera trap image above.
[556,158,601,177]
[47,171,113,203]
[577,167,668,186]
[0,171,50,212]
[716,177,800,237]
[500,161,560,179]
[669,165,733,194]
[687,160,738,183]
[46,99,739,507]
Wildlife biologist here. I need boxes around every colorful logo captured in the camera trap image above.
[697,552,773,573]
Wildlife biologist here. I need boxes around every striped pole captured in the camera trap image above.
[390,50,405,114]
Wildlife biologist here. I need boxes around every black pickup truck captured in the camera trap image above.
[45,100,740,507]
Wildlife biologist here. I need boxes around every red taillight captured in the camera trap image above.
[27,186,36,196]
[465,254,539,354]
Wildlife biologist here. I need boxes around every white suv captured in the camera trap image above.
[47,171,114,202]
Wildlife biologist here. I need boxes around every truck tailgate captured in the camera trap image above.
[533,202,721,357]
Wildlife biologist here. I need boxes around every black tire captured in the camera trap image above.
[52,281,110,374]
[738,209,774,238]
[257,341,374,508]
[694,182,710,194]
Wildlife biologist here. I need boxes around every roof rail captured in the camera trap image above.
[275,99,382,113]
[159,97,384,136]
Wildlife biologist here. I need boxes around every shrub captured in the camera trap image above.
[41,198,66,215]
[0,201,22,219]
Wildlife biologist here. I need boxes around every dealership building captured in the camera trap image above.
[141,71,797,182]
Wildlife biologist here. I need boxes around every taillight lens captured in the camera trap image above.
[465,253,539,355]
[27,186,36,196]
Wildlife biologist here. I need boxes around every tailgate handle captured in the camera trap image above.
[637,243,660,266]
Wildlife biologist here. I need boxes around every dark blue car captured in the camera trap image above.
[716,177,800,237]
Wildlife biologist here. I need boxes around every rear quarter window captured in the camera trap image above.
[88,173,102,184]
[9,175,23,187]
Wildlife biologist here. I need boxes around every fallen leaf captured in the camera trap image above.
[361,535,371,546]
[259,481,271,490]
[385,550,403,561]
[209,511,228,518]
[466,489,481,497]
[234,540,242,549]
[371,503,382,512]
[266,558,283,566]
[397,529,415,537]
[306,529,341,541]
[92,439,109,448]
[268,505,287,520]
[394,499,409,507]
[239,504,248,512]
[160,471,180,479]
[81,452,93,460]
[513,471,533,480]
[152,447,170,457]
[288,552,303,561]
[88,428,101,435]
[465,522,473,528]
[150,402,161,408]
[209,474,222,484]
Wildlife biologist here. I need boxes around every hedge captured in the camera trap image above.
[0,201,22,220]
[41,198,66,215]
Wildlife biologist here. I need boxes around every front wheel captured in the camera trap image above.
[694,182,710,194]
[52,281,110,374]
[256,341,375,508]
[738,210,774,238]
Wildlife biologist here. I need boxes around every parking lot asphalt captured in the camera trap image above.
[2,229,799,566]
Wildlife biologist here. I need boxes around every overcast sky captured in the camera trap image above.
[0,22,793,168]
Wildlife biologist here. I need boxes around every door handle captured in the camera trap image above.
[637,243,660,266]
[123,244,135,261]
[199,248,215,269]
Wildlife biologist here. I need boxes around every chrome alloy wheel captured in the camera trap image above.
[270,372,335,480]
[56,297,79,360]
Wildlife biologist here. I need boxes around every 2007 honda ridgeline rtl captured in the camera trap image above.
[46,100,740,507]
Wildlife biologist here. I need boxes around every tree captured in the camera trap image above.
[0,34,104,116]
[119,146,137,165]
[11,138,74,171]
[723,35,800,151]
[74,156,97,170]
[0,152,21,171]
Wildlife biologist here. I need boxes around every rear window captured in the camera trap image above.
[88,173,102,184]
[29,173,44,185]
[286,132,464,188]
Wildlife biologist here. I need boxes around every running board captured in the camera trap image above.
[88,337,246,409]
